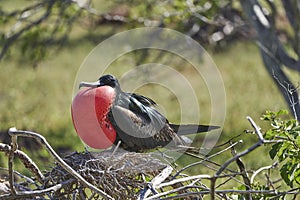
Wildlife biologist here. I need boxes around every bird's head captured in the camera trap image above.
[79,74,121,90]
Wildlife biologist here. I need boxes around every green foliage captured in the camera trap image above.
[227,109,300,199]
[126,0,229,32]
[262,110,300,188]
[0,0,84,65]
[1,0,245,64]
[20,27,49,65]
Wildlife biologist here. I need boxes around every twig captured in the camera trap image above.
[8,127,114,200]
[158,174,210,188]
[210,116,281,199]
[246,117,264,141]
[0,143,44,183]
[273,73,300,120]
[0,167,35,184]
[158,188,300,200]
[144,185,206,200]
[151,166,173,188]
[8,151,15,196]
[138,166,173,199]
[0,179,74,200]
[251,162,278,184]
[269,187,300,199]
[174,140,241,178]
[8,128,18,196]
[146,188,300,200]
[231,142,252,199]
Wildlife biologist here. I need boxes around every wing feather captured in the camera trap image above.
[129,93,157,106]
[170,124,220,135]
[118,92,166,129]
[108,105,183,152]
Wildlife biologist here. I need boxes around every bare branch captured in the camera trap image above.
[158,174,210,189]
[138,166,173,199]
[174,140,242,177]
[160,189,300,200]
[231,144,251,196]
[251,162,278,184]
[8,128,114,200]
[0,179,73,200]
[240,0,300,120]
[1,116,296,199]
[209,116,284,199]
[0,143,44,183]
[8,149,15,196]
[144,184,207,200]
[214,135,262,177]
[273,74,300,120]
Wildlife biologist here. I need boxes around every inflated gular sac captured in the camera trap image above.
[71,86,116,149]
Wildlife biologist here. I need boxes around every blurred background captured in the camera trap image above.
[0,0,299,174]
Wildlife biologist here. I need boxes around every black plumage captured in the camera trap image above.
[80,74,219,152]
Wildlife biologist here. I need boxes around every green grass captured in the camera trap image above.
[0,24,289,182]
[0,2,296,196]
[1,41,287,162]
[213,42,286,133]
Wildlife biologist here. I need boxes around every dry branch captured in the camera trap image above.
[7,128,114,200]
[0,121,298,199]
[0,143,44,183]
[240,0,300,119]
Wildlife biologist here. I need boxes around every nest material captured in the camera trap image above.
[44,150,167,199]
[3,127,300,199]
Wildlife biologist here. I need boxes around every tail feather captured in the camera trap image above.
[170,124,220,135]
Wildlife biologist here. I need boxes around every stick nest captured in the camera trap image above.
[44,151,167,199]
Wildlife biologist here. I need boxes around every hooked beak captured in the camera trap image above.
[79,81,100,89]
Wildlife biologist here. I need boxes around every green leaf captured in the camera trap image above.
[261,109,288,122]
[294,167,300,186]
[262,110,300,188]
[277,109,289,116]
[269,142,282,159]
[296,136,300,147]
[264,129,276,140]
[236,185,246,190]
[277,142,290,162]
[292,125,300,131]
[280,163,292,187]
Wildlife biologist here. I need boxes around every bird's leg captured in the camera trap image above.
[110,140,122,158]
[84,145,89,153]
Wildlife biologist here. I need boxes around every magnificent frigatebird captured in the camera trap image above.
[72,74,219,152]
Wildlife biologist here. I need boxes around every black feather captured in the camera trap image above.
[96,74,220,152]
[170,124,220,135]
